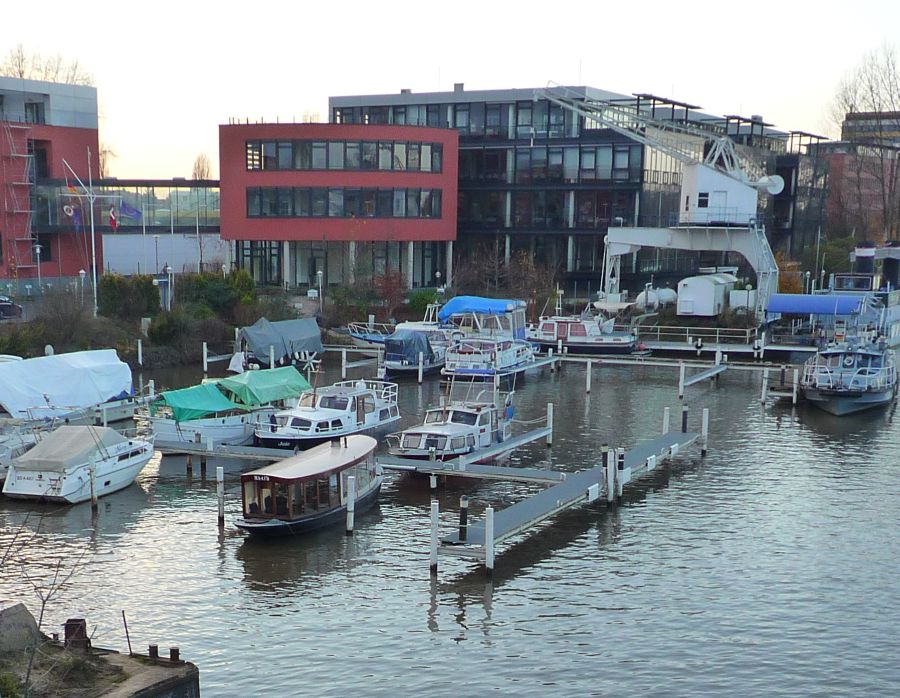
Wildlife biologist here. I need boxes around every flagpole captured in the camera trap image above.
[142,204,147,275]
[87,147,98,317]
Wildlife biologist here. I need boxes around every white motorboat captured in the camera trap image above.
[441,337,536,381]
[254,380,400,450]
[528,315,640,355]
[387,389,515,462]
[800,337,898,415]
[0,429,40,485]
[234,435,381,536]
[2,425,154,504]
[380,329,448,377]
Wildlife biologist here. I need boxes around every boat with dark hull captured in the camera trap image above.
[800,339,898,415]
[234,435,380,537]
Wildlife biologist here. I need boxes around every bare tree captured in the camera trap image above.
[0,43,93,85]
[192,153,211,180]
[830,44,900,241]
[99,143,116,179]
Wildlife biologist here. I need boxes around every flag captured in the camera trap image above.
[119,200,142,220]
[109,206,118,232]
[65,175,78,194]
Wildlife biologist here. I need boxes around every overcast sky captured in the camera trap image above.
[5,0,899,179]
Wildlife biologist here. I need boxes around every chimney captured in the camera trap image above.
[454,82,464,93]
[400,88,411,94]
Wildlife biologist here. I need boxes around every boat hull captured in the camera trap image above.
[150,412,271,451]
[531,340,637,355]
[254,417,400,450]
[235,480,381,536]
[3,454,152,504]
[803,387,896,416]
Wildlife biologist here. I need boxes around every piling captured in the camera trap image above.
[780,364,786,386]
[216,466,225,527]
[345,475,356,535]
[546,403,554,446]
[663,406,670,434]
[557,339,563,355]
[418,352,424,384]
[341,348,347,379]
[585,359,592,394]
[202,342,208,374]
[678,362,686,399]
[616,448,626,500]
[429,500,439,576]
[792,368,800,405]
[269,345,275,369]
[458,495,469,542]
[701,408,710,457]
[186,454,193,476]
[760,368,770,404]
[137,339,143,367]
[605,448,616,503]
[148,379,155,400]
[681,405,689,433]
[548,347,554,372]
[89,462,98,513]
[484,507,495,577]
[101,405,108,427]
[429,474,437,490]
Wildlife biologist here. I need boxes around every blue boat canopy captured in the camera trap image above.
[384,329,435,364]
[437,296,525,322]
[766,294,867,316]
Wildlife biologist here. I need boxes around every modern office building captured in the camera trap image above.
[330,85,827,294]
[218,122,458,288]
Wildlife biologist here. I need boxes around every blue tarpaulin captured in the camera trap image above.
[384,330,435,364]
[437,296,526,322]
[766,294,867,315]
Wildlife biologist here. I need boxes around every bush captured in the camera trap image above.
[228,269,256,305]
[98,274,159,320]
[148,309,190,345]
[408,289,438,317]
[176,273,238,316]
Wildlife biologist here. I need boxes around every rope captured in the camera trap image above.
[511,416,547,426]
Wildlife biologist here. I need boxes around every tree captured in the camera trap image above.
[373,270,407,321]
[830,44,900,241]
[192,153,211,180]
[0,43,93,84]
[99,143,116,178]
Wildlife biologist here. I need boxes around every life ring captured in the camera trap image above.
[843,356,854,368]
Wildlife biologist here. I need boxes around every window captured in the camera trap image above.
[377,190,393,217]
[328,189,344,216]
[277,141,292,169]
[312,189,328,216]
[580,147,596,181]
[420,143,432,172]
[407,189,421,217]
[698,192,709,208]
[393,143,407,170]
[294,141,312,169]
[454,104,470,132]
[362,190,377,217]
[344,141,361,169]
[597,146,612,180]
[427,104,443,127]
[393,190,406,217]
[407,143,420,171]
[276,187,293,216]
[515,149,531,183]
[328,142,344,169]
[261,141,277,170]
[516,102,533,138]
[344,189,360,217]
[246,188,261,216]
[312,142,327,169]
[261,188,277,216]
[24,102,45,125]
[361,141,377,170]
[548,147,563,181]
[432,144,442,172]
[246,141,262,170]
[378,142,392,170]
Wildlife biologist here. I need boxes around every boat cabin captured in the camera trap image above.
[275,382,398,436]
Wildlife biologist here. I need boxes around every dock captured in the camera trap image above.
[156,440,292,462]
[427,408,708,577]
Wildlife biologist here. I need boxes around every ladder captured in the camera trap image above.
[1,119,35,286]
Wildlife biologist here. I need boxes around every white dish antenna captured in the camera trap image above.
[755,175,784,196]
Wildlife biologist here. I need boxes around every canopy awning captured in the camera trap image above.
[239,318,323,360]
[437,296,525,322]
[217,366,311,407]
[766,293,867,316]
[384,329,435,363]
[152,382,246,422]
[13,426,128,472]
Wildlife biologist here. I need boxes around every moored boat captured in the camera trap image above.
[528,315,639,355]
[441,337,535,381]
[800,338,898,415]
[234,435,380,536]
[380,329,447,377]
[2,425,153,504]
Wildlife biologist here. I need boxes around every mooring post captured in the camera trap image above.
[484,506,495,578]
[89,461,98,513]
[202,341,208,375]
[341,348,347,379]
[760,368,770,404]
[199,454,207,478]
[616,448,626,500]
[548,347,554,372]
[701,408,710,457]
[137,338,143,367]
[186,454,193,476]
[663,406,671,435]
[557,339,563,355]
[678,362,686,399]
[792,368,800,405]
[417,351,424,383]
[681,405,689,433]
[605,447,616,503]
[346,475,356,536]
[269,345,275,369]
[780,364,786,387]
[101,405,108,427]
[429,474,437,490]
[216,466,225,527]
[546,402,554,446]
[585,359,592,394]
[458,495,469,542]
[429,500,439,576]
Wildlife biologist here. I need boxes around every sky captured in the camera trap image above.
[5,0,900,179]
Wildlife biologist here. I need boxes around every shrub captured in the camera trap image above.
[228,269,256,305]
[148,309,190,345]
[98,274,159,320]
[176,273,238,316]
[408,289,438,317]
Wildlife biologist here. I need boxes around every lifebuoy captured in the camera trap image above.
[843,356,854,368]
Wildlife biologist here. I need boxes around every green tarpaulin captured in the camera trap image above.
[151,382,246,422]
[217,366,311,407]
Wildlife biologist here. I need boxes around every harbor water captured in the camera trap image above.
[1,359,898,695]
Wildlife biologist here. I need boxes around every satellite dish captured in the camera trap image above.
[755,175,784,196]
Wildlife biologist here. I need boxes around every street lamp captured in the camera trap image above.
[165,265,173,311]
[222,263,227,280]
[33,245,42,296]
[153,234,160,273]
[805,270,811,294]
[79,269,86,306]
[316,270,324,315]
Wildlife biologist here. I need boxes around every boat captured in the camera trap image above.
[379,329,447,377]
[528,314,639,355]
[386,388,515,462]
[0,429,40,485]
[0,349,135,423]
[800,337,898,415]
[239,317,324,369]
[347,303,446,347]
[441,337,536,381]
[146,367,311,449]
[234,435,380,536]
[254,379,400,449]
[2,425,154,504]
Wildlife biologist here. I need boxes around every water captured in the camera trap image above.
[2,360,899,696]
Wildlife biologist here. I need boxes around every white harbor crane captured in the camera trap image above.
[534,85,783,321]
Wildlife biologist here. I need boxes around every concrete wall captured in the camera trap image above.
[102,232,232,276]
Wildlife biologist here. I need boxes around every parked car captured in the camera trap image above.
[0,296,23,318]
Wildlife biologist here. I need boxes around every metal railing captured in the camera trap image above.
[633,325,758,345]
[801,359,896,392]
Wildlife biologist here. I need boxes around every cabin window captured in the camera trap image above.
[466,435,476,447]
[315,422,329,432]
[243,481,258,515]
[330,473,339,502]
[330,419,342,430]
[299,393,315,407]
[319,396,349,411]
[478,413,490,426]
[424,435,447,451]
[363,396,376,414]
[569,324,587,336]
[305,480,319,509]
[379,408,389,420]
[291,417,311,429]
[402,434,421,449]
[425,411,443,424]
[451,436,466,449]
[260,483,274,514]
[450,411,477,426]
[318,477,331,507]
[390,406,399,417]
[540,322,553,335]
[273,483,289,515]
[291,483,304,516]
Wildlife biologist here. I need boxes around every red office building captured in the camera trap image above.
[219,122,458,288]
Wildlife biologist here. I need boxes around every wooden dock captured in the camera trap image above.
[156,440,293,461]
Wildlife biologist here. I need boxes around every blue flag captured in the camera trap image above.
[119,200,143,220]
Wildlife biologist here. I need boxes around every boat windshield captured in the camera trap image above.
[318,396,349,411]
[298,393,316,408]
[424,410,446,424]
[449,411,477,426]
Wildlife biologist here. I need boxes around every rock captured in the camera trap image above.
[0,602,39,652]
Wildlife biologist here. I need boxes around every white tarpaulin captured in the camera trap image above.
[0,350,133,419]
[11,425,128,472]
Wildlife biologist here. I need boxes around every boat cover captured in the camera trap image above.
[0,349,133,419]
[766,294,867,316]
[218,366,311,406]
[437,296,526,322]
[384,330,435,364]
[152,382,246,422]
[11,425,128,472]
[240,318,324,360]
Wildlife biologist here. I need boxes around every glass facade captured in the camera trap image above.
[245,139,442,173]
[246,187,441,219]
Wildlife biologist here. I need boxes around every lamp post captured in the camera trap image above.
[79,269,86,306]
[222,263,227,280]
[805,270,811,294]
[317,269,324,315]
[33,245,42,296]
[165,265,173,311]
[153,235,160,273]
